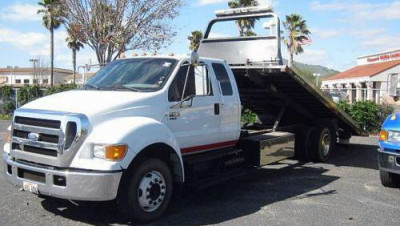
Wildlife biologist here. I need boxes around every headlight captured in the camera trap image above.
[388,131,400,142]
[93,144,128,161]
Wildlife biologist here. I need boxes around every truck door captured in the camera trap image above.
[211,62,241,143]
[167,62,222,155]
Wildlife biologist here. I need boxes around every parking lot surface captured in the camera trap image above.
[0,120,399,226]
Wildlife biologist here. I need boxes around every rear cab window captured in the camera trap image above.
[212,63,233,96]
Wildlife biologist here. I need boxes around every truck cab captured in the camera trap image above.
[3,55,242,222]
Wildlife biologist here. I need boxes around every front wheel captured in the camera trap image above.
[118,158,173,223]
[380,169,400,188]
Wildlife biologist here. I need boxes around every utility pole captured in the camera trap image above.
[313,73,321,88]
[29,59,38,85]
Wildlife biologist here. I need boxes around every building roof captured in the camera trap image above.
[0,67,73,74]
[325,60,400,81]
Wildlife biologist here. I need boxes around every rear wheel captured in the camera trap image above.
[380,169,400,188]
[294,126,314,161]
[118,158,173,223]
[309,127,333,162]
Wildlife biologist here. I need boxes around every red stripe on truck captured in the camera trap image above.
[181,140,238,154]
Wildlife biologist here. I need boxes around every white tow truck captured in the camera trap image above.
[3,7,363,222]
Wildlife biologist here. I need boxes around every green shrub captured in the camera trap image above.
[44,83,77,96]
[18,85,42,106]
[241,108,257,124]
[0,114,12,120]
[0,86,15,115]
[338,101,394,134]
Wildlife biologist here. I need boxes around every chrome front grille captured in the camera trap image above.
[10,109,89,167]
[12,116,63,157]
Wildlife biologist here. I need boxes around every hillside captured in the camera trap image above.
[290,61,340,86]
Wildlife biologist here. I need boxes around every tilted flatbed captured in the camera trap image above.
[198,6,364,141]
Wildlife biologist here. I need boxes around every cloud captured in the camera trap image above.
[310,1,400,21]
[360,35,400,51]
[1,3,41,22]
[349,28,386,39]
[0,28,46,49]
[197,0,228,5]
[311,28,341,40]
[197,0,278,6]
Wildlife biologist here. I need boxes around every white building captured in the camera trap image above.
[321,49,400,103]
[0,67,73,87]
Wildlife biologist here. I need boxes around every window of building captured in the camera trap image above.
[212,63,233,96]
[15,79,21,84]
[24,79,30,84]
[42,79,48,84]
[33,79,38,84]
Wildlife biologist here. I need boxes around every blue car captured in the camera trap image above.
[378,113,400,187]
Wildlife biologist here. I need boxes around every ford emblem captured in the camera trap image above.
[27,132,40,141]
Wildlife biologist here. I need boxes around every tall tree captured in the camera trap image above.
[228,0,258,36]
[65,24,84,84]
[188,30,203,51]
[38,0,65,87]
[63,0,183,65]
[282,14,311,67]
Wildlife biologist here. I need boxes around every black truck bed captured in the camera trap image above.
[231,65,364,136]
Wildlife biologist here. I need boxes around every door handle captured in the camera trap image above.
[169,112,180,118]
[214,103,220,115]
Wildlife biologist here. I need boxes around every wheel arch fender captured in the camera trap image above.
[89,117,184,182]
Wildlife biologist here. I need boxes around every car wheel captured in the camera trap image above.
[380,169,400,188]
[118,158,173,223]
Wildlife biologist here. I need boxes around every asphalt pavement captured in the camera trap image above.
[0,120,399,226]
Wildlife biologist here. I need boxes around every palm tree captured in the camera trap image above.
[188,30,203,51]
[282,14,311,67]
[37,0,65,87]
[228,0,258,36]
[66,30,84,84]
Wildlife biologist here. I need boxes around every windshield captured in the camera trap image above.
[85,58,177,92]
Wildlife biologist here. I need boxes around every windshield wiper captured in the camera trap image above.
[101,84,140,92]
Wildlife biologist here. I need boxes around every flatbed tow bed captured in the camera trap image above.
[234,65,364,136]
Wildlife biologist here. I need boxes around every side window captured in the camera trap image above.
[168,63,212,102]
[212,63,233,96]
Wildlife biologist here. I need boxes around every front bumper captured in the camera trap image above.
[378,150,400,175]
[3,153,123,201]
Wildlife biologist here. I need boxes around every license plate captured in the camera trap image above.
[23,181,39,194]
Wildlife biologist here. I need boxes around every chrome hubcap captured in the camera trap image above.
[137,171,166,212]
[321,133,331,156]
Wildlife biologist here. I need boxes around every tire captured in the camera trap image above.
[309,127,333,162]
[118,158,173,223]
[380,169,400,188]
[294,126,314,161]
[339,130,352,140]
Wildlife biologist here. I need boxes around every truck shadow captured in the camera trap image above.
[40,162,338,225]
[331,143,379,170]
[40,141,379,225]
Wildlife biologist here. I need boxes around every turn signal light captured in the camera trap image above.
[379,130,388,141]
[105,145,128,161]
[5,132,10,143]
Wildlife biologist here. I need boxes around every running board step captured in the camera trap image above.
[188,169,245,190]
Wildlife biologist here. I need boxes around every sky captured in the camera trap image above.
[0,0,400,72]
